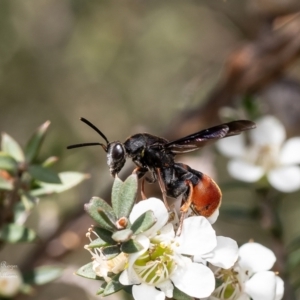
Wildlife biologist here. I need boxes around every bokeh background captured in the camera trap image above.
[1,0,300,299]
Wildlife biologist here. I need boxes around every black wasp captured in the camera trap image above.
[67,118,255,219]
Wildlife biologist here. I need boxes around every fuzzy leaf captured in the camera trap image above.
[121,239,143,254]
[88,237,108,249]
[0,152,18,172]
[13,201,31,224]
[1,133,25,162]
[96,285,105,295]
[84,197,116,231]
[25,121,51,163]
[112,228,133,243]
[116,174,138,218]
[76,262,102,280]
[0,223,36,243]
[130,210,156,235]
[30,172,88,196]
[42,156,58,167]
[97,209,118,231]
[111,176,123,217]
[28,165,61,184]
[93,227,117,245]
[101,245,121,259]
[21,193,37,211]
[103,273,123,296]
[23,266,63,285]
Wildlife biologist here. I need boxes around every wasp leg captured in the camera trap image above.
[132,167,148,179]
[156,168,170,210]
[145,170,157,183]
[176,181,194,236]
[141,178,147,200]
[133,167,150,200]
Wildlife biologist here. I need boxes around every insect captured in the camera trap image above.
[67,118,255,222]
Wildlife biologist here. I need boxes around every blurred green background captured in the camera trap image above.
[1,0,300,299]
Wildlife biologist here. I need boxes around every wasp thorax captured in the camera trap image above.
[107,142,126,176]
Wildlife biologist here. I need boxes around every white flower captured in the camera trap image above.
[209,242,284,300]
[217,115,300,192]
[119,198,238,300]
[0,264,22,297]
[85,229,128,282]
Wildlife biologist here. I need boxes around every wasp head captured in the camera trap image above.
[67,118,127,177]
[107,142,126,176]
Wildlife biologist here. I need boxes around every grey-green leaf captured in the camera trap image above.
[103,273,123,296]
[131,210,156,235]
[42,156,58,167]
[0,152,18,172]
[112,228,133,243]
[30,172,89,196]
[93,227,117,245]
[0,223,37,243]
[1,133,25,162]
[28,165,61,184]
[23,266,63,286]
[111,176,123,217]
[88,237,108,249]
[96,285,105,295]
[121,239,143,254]
[21,193,37,211]
[84,197,116,231]
[101,245,121,259]
[116,174,138,218]
[76,262,102,280]
[25,120,51,163]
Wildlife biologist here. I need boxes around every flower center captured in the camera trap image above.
[133,240,176,285]
[213,267,242,300]
[253,144,279,171]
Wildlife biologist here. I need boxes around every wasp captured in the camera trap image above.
[67,118,255,222]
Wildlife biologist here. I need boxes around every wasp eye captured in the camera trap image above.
[112,144,124,160]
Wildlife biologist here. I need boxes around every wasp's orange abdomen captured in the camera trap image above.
[190,174,222,217]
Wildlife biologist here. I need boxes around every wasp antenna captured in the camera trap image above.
[67,142,107,152]
[80,117,110,145]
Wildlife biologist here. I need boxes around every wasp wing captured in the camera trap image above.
[165,120,255,154]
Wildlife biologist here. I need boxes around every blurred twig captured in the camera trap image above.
[167,13,300,140]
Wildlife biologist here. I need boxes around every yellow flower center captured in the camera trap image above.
[133,241,176,285]
[213,267,242,300]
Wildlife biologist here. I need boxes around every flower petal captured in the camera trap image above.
[275,276,284,300]
[171,261,215,298]
[280,137,300,165]
[119,234,149,285]
[250,116,286,147]
[153,223,175,245]
[130,198,168,237]
[156,279,174,298]
[175,216,217,256]
[132,283,165,300]
[228,159,264,182]
[268,166,300,193]
[207,208,219,225]
[204,236,238,269]
[244,271,276,300]
[238,242,276,273]
[236,294,251,300]
[217,135,246,158]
